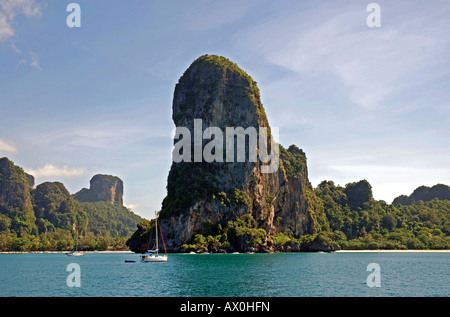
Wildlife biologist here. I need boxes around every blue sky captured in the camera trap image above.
[1,0,449,219]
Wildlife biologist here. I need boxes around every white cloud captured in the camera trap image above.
[241,0,450,110]
[124,203,140,211]
[0,0,41,18]
[29,59,41,70]
[28,51,42,70]
[0,138,18,154]
[0,11,13,41]
[68,126,150,149]
[0,0,41,42]
[26,164,87,179]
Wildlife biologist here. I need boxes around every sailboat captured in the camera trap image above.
[66,241,83,256]
[66,249,83,257]
[67,223,83,256]
[141,212,168,262]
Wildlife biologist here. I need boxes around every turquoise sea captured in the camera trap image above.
[0,252,449,297]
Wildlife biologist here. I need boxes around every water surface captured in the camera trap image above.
[0,252,448,297]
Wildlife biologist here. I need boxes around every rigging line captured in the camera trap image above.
[157,217,167,255]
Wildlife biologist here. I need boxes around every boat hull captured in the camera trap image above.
[66,252,83,256]
[141,254,168,262]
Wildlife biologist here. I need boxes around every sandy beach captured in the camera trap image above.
[336,249,450,253]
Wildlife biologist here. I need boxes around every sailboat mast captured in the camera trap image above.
[155,211,158,252]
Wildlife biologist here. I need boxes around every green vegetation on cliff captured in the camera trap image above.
[162,180,450,252]
[178,213,340,253]
[180,213,267,253]
[279,145,307,180]
[180,55,255,87]
[185,55,269,127]
[161,162,222,218]
[80,201,143,237]
[314,180,450,249]
[32,182,87,235]
[393,184,450,205]
[0,158,37,236]
[0,157,145,251]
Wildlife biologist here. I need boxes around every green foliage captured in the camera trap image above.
[305,185,327,231]
[212,192,230,206]
[0,157,37,236]
[393,184,450,205]
[79,201,145,237]
[126,219,155,246]
[31,182,88,234]
[181,213,265,252]
[229,188,251,207]
[0,157,145,251]
[0,228,129,252]
[182,55,255,85]
[175,54,269,128]
[279,145,306,179]
[272,232,296,246]
[381,213,397,231]
[344,180,373,208]
[161,162,222,218]
[314,180,450,250]
[226,214,266,248]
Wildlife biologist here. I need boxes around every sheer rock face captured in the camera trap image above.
[130,55,317,252]
[73,174,123,205]
[89,175,123,205]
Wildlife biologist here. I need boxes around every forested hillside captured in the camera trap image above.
[313,180,450,249]
[0,157,145,251]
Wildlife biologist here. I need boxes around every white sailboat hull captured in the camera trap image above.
[141,254,168,262]
[66,251,83,256]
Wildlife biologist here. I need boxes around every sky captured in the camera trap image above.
[1,0,449,220]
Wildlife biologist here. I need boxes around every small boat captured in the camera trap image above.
[66,250,83,256]
[125,260,136,263]
[141,250,168,262]
[67,223,83,256]
[141,212,168,263]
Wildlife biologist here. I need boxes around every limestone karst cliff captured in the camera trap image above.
[0,157,37,235]
[73,174,124,205]
[0,158,141,242]
[128,55,323,253]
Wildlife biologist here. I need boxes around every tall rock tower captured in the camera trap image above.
[129,55,319,252]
